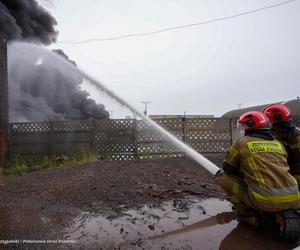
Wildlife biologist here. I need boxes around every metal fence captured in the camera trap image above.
[10,118,232,160]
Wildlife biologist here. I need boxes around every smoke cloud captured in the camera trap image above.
[8,43,109,122]
[0,0,57,44]
[1,0,110,122]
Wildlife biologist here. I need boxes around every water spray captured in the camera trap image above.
[79,70,220,176]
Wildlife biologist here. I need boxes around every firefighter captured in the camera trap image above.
[263,104,300,184]
[216,111,300,228]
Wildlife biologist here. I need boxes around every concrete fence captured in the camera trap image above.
[10,117,300,160]
[10,118,232,160]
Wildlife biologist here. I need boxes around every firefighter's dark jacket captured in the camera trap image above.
[272,121,300,182]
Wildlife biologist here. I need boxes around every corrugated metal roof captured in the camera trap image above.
[221,99,300,118]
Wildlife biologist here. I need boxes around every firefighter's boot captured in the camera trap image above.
[261,209,300,243]
[233,202,261,228]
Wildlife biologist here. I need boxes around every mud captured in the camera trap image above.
[0,155,296,249]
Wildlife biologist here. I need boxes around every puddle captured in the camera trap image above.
[65,198,293,250]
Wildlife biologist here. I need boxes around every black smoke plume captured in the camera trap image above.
[8,44,109,122]
[0,0,57,44]
[0,0,110,122]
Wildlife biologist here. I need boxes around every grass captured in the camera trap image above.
[1,152,97,176]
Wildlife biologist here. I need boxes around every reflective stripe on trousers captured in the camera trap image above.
[249,184,300,203]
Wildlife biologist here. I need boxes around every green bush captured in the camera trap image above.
[2,152,97,175]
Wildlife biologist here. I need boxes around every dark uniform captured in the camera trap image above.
[272,124,300,184]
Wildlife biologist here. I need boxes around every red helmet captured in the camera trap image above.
[238,111,270,131]
[262,104,291,123]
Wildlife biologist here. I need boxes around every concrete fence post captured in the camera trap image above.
[91,119,96,157]
[229,118,233,145]
[0,34,10,162]
[133,119,138,159]
[182,116,186,142]
[48,122,53,158]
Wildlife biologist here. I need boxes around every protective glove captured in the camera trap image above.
[215,169,224,178]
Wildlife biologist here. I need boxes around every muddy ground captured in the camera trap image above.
[0,154,295,249]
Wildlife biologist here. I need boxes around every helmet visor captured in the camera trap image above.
[236,122,245,139]
[232,120,245,141]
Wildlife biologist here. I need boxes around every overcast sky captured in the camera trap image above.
[46,0,300,117]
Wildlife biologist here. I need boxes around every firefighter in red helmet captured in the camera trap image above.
[216,111,300,230]
[263,104,300,184]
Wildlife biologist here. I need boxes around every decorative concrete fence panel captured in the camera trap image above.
[11,121,93,157]
[10,118,233,160]
[93,119,136,160]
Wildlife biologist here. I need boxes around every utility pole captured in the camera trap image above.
[141,101,150,116]
[108,110,114,119]
[132,112,137,120]
[237,104,243,109]
[182,111,186,142]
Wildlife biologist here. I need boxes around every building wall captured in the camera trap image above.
[221,99,300,119]
[149,115,214,119]
[221,99,300,141]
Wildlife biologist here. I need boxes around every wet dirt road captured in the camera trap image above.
[0,156,297,249]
